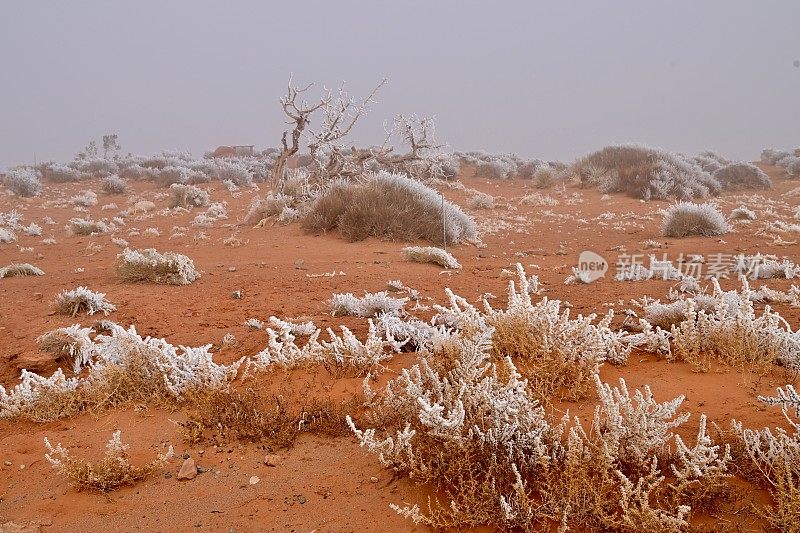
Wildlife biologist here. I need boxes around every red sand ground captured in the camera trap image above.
[0,166,798,531]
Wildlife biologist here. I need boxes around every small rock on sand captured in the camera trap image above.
[177,458,197,480]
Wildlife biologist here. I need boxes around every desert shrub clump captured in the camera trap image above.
[117,248,200,285]
[66,218,111,236]
[2,323,242,421]
[169,183,210,208]
[0,263,44,278]
[45,430,173,492]
[3,168,43,197]
[661,202,730,237]
[713,162,771,190]
[54,286,116,317]
[349,336,727,531]
[402,246,461,269]
[302,171,476,245]
[101,174,128,194]
[574,144,722,200]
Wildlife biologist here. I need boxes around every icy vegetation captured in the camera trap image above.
[0,263,44,278]
[1,323,242,421]
[54,286,116,317]
[3,168,43,197]
[302,171,476,245]
[661,202,730,237]
[116,248,200,285]
[402,246,461,269]
[329,291,408,318]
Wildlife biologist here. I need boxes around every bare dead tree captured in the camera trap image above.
[270,75,448,193]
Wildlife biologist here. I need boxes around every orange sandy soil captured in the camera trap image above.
[0,165,798,532]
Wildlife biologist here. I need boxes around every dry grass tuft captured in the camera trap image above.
[661,202,730,237]
[302,172,476,245]
[0,263,44,278]
[45,430,173,492]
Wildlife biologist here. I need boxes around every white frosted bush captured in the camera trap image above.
[661,202,730,237]
[37,325,95,372]
[303,171,477,245]
[0,227,17,243]
[0,263,44,277]
[169,183,210,208]
[4,168,42,197]
[41,163,85,183]
[402,246,461,269]
[330,291,407,318]
[55,286,116,317]
[575,144,721,200]
[117,248,200,285]
[467,191,495,209]
[71,190,98,207]
[713,162,771,189]
[66,218,110,236]
[730,205,756,220]
[101,174,128,194]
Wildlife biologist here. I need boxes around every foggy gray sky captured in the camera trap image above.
[1,1,798,169]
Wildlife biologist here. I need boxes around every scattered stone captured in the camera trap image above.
[227,266,236,272]
[183,452,190,460]
[249,476,260,485]
[231,290,242,299]
[370,476,378,483]
[177,458,197,480]
[3,460,11,467]
[18,464,25,470]
[263,454,280,467]
[164,472,173,479]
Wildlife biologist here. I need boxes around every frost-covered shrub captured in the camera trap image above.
[631,277,800,372]
[467,191,494,209]
[574,144,721,200]
[116,248,200,285]
[474,159,515,180]
[66,218,110,236]
[55,286,116,317]
[22,222,43,236]
[101,174,128,194]
[661,202,730,237]
[4,168,42,197]
[37,325,95,372]
[349,331,710,530]
[169,183,210,208]
[733,253,798,280]
[45,430,174,492]
[41,163,85,183]
[761,148,791,165]
[70,157,118,178]
[692,151,729,173]
[785,157,800,178]
[206,160,254,187]
[730,205,757,221]
[532,165,557,189]
[302,172,477,245]
[713,162,771,190]
[329,291,407,318]
[71,190,98,207]
[0,263,44,278]
[2,323,241,421]
[0,227,16,243]
[244,193,294,225]
[402,246,461,269]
